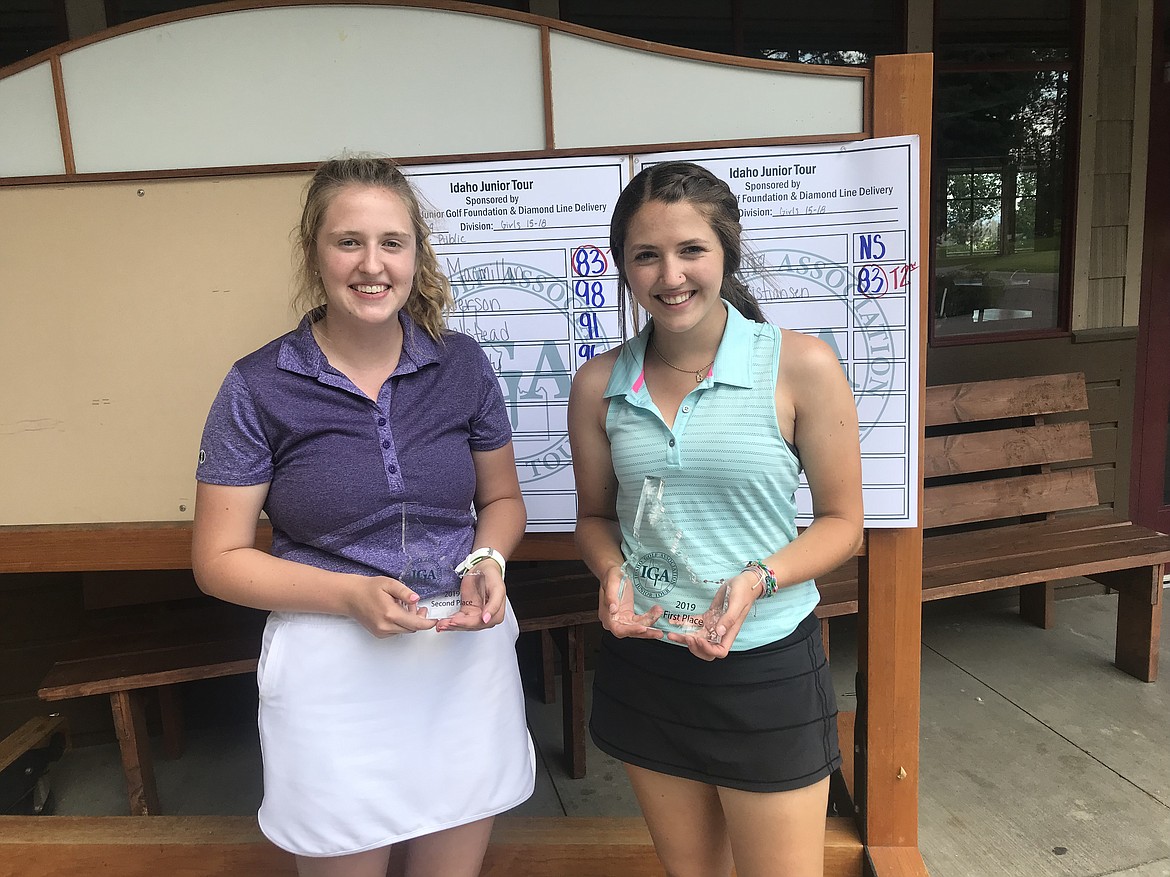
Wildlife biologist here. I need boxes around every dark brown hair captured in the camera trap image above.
[609,161,766,330]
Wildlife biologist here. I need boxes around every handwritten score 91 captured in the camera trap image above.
[405,157,628,530]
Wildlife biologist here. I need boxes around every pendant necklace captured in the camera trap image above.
[649,333,715,383]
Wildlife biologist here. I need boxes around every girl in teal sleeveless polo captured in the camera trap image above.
[569,161,864,877]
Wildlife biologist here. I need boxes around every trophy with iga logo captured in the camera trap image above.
[400,504,483,620]
[615,476,730,643]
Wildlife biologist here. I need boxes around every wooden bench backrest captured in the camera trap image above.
[922,373,1098,530]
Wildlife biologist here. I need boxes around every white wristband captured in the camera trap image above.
[455,547,506,579]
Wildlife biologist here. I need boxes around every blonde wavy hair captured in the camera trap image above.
[292,155,452,340]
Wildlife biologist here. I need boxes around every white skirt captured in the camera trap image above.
[255,598,535,857]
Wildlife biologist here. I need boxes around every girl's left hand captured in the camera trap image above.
[666,568,762,660]
[435,565,506,631]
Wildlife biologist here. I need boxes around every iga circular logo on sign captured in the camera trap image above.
[445,258,579,486]
[743,247,901,441]
[631,551,678,600]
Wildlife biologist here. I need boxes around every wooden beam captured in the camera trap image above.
[859,52,932,863]
[0,816,864,877]
[866,845,931,877]
[856,529,923,849]
[0,522,579,573]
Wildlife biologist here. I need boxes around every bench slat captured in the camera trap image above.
[39,637,260,700]
[0,715,67,775]
[815,580,860,618]
[924,421,1092,478]
[815,529,1170,618]
[925,372,1088,425]
[814,515,1170,617]
[920,508,1120,551]
[922,535,1170,596]
[923,517,1164,569]
[509,572,599,633]
[924,469,1099,529]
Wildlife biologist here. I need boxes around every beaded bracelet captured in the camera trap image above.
[743,560,779,597]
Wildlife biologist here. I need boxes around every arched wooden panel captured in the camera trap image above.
[548,30,865,149]
[58,6,546,173]
[0,62,65,176]
[0,2,869,181]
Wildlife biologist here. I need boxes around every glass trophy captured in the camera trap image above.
[400,504,482,620]
[616,476,730,644]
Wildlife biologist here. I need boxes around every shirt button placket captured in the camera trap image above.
[377,409,402,490]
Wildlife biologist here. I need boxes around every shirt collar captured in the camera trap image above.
[276,307,442,378]
[602,300,758,400]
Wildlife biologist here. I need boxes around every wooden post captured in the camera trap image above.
[858,52,932,876]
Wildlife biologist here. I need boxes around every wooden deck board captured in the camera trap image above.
[0,815,864,877]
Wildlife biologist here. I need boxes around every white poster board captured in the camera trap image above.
[408,136,920,532]
[636,136,921,527]
[406,156,629,530]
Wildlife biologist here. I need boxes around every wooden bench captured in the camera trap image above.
[36,567,600,815]
[816,372,1170,682]
[0,715,68,815]
[508,563,602,780]
[38,628,262,816]
[41,372,1165,821]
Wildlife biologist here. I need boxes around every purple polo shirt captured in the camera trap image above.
[196,308,512,599]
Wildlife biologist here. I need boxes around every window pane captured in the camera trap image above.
[937,0,1072,65]
[933,70,1070,338]
[0,0,65,68]
[559,0,901,62]
[746,0,901,63]
[559,1,735,54]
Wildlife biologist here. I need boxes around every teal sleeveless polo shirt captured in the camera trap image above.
[602,302,819,650]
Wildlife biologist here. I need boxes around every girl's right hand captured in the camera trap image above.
[349,575,439,638]
[599,565,664,639]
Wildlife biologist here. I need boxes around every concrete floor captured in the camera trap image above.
[41,591,1170,877]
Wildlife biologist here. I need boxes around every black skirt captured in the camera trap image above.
[589,612,840,792]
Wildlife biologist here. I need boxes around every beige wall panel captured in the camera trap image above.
[1094,466,1117,505]
[1095,64,1137,121]
[1124,0,1154,328]
[1086,277,1125,326]
[59,6,545,173]
[1086,382,1123,424]
[1072,0,1102,332]
[547,31,865,149]
[0,63,66,177]
[1094,120,1134,173]
[905,0,934,52]
[1088,226,1128,278]
[1100,0,1138,58]
[64,0,108,39]
[0,175,310,525]
[1091,173,1132,225]
[1090,423,1119,466]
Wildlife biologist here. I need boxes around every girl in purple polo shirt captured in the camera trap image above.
[193,156,534,875]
